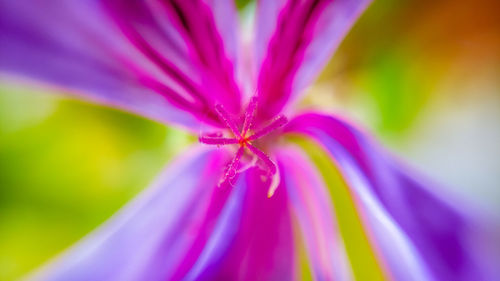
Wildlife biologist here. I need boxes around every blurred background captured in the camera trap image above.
[1,0,499,279]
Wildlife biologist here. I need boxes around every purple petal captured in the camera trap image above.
[276,147,353,281]
[30,147,235,280]
[254,0,372,121]
[0,0,242,129]
[285,112,499,281]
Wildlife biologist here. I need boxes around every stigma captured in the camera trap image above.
[199,97,287,197]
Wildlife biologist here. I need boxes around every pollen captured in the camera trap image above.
[199,96,287,197]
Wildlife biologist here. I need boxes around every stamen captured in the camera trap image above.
[215,104,241,138]
[219,146,245,187]
[247,115,287,141]
[267,168,280,198]
[241,96,258,136]
[247,143,280,198]
[199,136,239,145]
[236,155,258,173]
[200,98,287,197]
[246,143,277,175]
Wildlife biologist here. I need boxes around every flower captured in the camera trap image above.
[0,0,497,280]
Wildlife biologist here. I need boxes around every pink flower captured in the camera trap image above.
[1,0,497,280]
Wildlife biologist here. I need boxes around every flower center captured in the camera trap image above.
[199,97,287,197]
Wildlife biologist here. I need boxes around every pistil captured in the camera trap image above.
[199,97,287,197]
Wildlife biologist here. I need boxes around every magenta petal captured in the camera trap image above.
[285,112,499,281]
[254,0,372,121]
[208,167,296,281]
[170,167,295,281]
[180,177,248,280]
[30,147,236,280]
[104,0,242,115]
[276,147,353,281]
[0,0,242,129]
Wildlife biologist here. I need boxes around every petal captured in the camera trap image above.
[0,0,241,130]
[204,167,296,281]
[254,0,372,121]
[276,146,353,281]
[285,112,499,281]
[104,0,242,114]
[179,175,248,280]
[30,146,233,280]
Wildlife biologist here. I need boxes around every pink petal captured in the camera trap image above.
[104,0,243,114]
[207,167,296,281]
[285,112,499,281]
[254,0,372,121]
[0,0,242,130]
[30,146,236,280]
[276,146,353,281]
